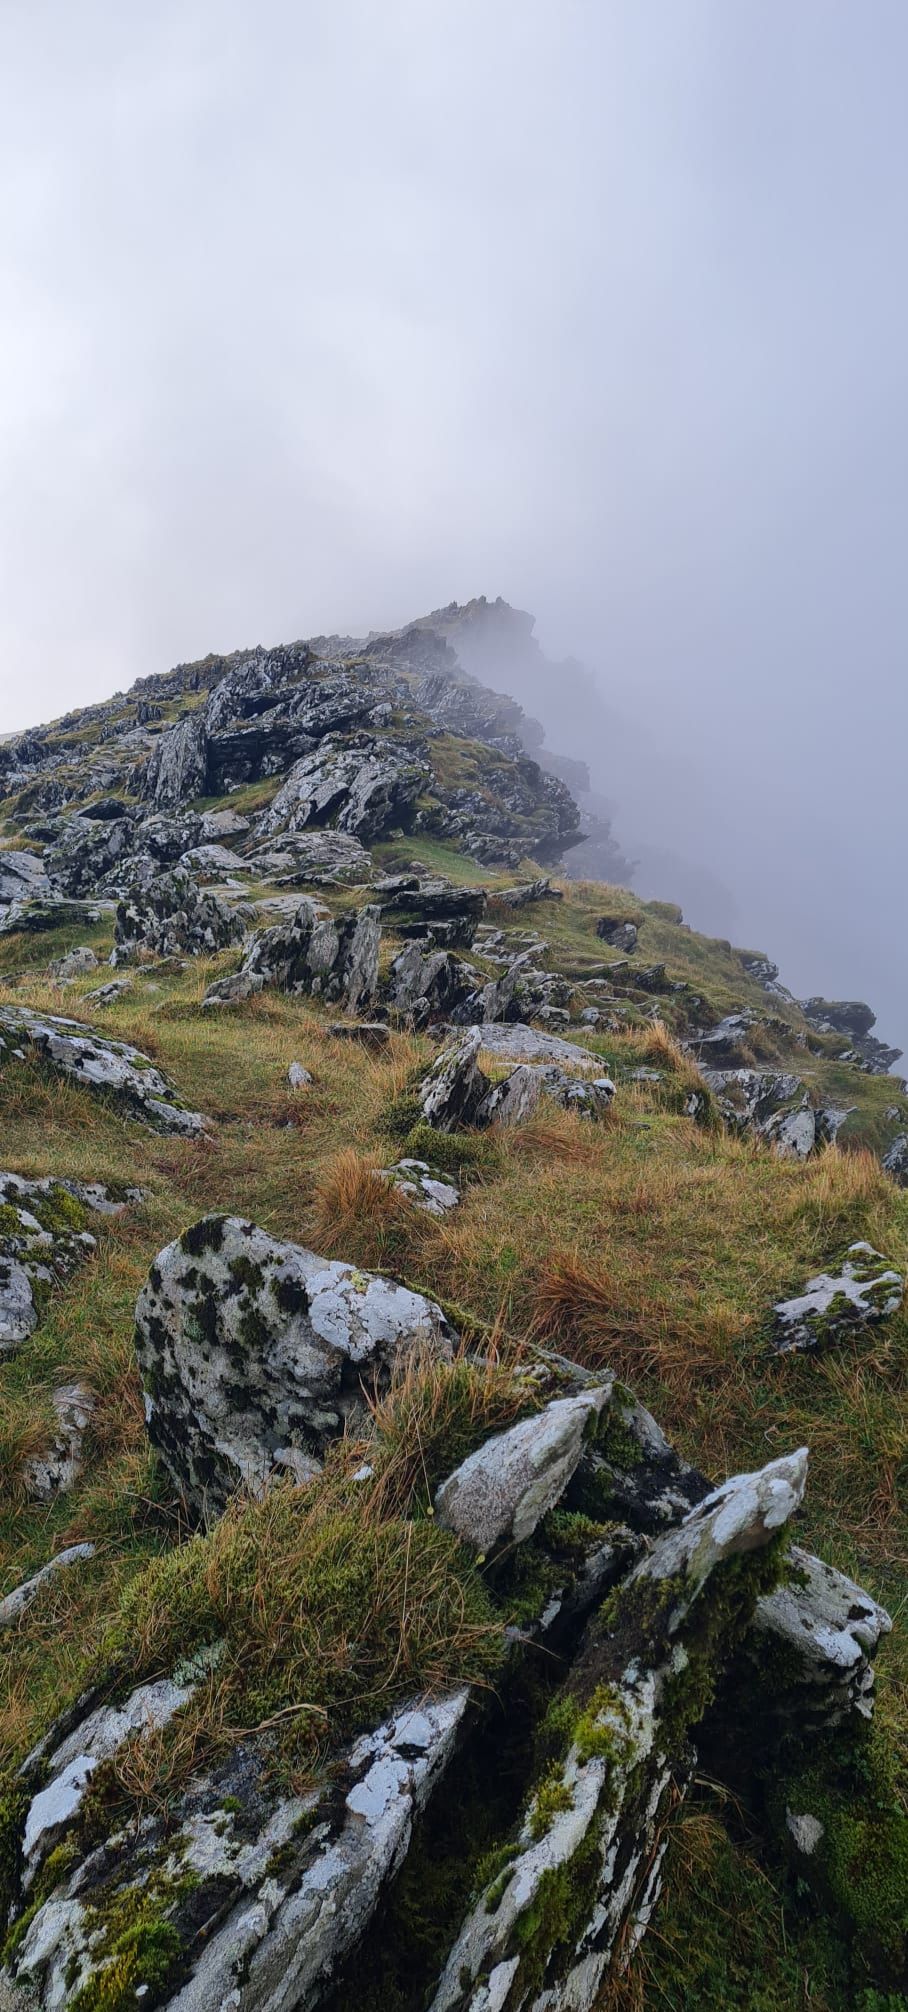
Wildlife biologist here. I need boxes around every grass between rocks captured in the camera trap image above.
[0,863,905,2006]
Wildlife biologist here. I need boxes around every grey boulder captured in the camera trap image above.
[134,1215,455,1519]
[772,1241,903,1352]
[0,1007,207,1136]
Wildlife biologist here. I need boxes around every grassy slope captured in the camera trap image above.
[0,844,905,2006]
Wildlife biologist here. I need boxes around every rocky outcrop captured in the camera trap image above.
[772,1242,903,1352]
[435,1387,610,1551]
[202,898,380,1011]
[113,867,247,960]
[261,735,429,843]
[0,1007,207,1135]
[248,828,373,885]
[374,874,487,946]
[882,1133,908,1184]
[596,914,638,952]
[0,1170,137,1355]
[0,847,51,905]
[415,1028,614,1133]
[133,1215,455,1519]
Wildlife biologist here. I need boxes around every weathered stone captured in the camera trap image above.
[260,735,429,843]
[249,828,373,885]
[418,1030,491,1130]
[328,1020,390,1050]
[49,945,98,983]
[388,942,471,1024]
[287,1061,313,1089]
[882,1133,908,1184]
[476,1062,615,1127]
[751,1548,892,1730]
[0,848,51,904]
[133,1216,455,1518]
[0,1007,207,1136]
[429,1451,807,2012]
[762,1098,817,1159]
[0,1545,96,1630]
[596,915,638,952]
[435,1387,611,1552]
[22,1383,96,1501]
[772,1241,903,1352]
[378,1159,460,1214]
[493,878,563,908]
[114,867,247,959]
[471,1021,602,1070]
[0,1171,137,1356]
[84,977,133,1006]
[204,898,380,1012]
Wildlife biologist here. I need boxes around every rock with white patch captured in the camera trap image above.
[772,1241,903,1352]
[0,1545,96,1630]
[0,1170,137,1356]
[435,1387,612,1552]
[203,897,380,1012]
[0,1007,207,1136]
[378,1160,460,1215]
[134,1215,455,1519]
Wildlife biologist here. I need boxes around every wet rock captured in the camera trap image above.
[596,915,638,952]
[429,1450,807,2012]
[133,1215,455,1518]
[772,1242,903,1352]
[44,811,136,895]
[203,898,380,1012]
[23,1383,96,1501]
[476,1062,615,1127]
[378,1160,460,1214]
[0,1170,136,1356]
[435,1386,611,1552]
[0,1544,96,1630]
[762,1097,817,1159]
[0,1006,207,1135]
[753,1548,892,1729]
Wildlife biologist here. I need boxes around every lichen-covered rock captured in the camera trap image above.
[0,1544,96,1630]
[429,1450,807,2012]
[772,1241,903,1352]
[388,942,473,1024]
[248,827,373,885]
[22,1383,96,1501]
[0,847,51,904]
[469,1022,602,1071]
[751,1547,892,1729]
[260,734,429,843]
[476,1062,615,1128]
[378,1159,460,1214]
[882,1132,908,1184]
[203,898,380,1012]
[0,1170,137,1355]
[114,866,247,959]
[494,878,563,908]
[417,1030,491,1131]
[761,1097,817,1160]
[374,875,487,947]
[435,1387,611,1552]
[0,1007,207,1135]
[49,944,99,983]
[134,1215,455,1518]
[596,915,638,951]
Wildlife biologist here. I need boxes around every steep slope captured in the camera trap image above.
[0,613,905,2011]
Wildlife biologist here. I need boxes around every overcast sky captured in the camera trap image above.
[1,2,905,1049]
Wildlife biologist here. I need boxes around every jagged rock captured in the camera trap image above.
[287,1061,313,1089]
[435,1387,611,1551]
[0,1170,136,1355]
[882,1133,908,1184]
[429,1450,807,2012]
[22,1383,96,1500]
[686,1011,760,1066]
[133,1216,455,1518]
[21,1673,197,1880]
[201,968,265,1007]
[374,876,487,947]
[0,848,51,904]
[0,1544,96,1630]
[476,1061,615,1127]
[199,806,250,842]
[596,915,638,951]
[260,735,429,843]
[772,1242,903,1352]
[0,1007,207,1135]
[751,1549,893,1731]
[328,1020,391,1050]
[44,811,136,894]
[388,942,472,1025]
[248,828,374,885]
[493,878,563,908]
[802,996,877,1038]
[378,1160,461,1214]
[700,1066,803,1131]
[417,1030,491,1131]
[203,898,380,1012]
[762,1098,817,1159]
[49,945,98,982]
[114,867,247,959]
[180,842,249,877]
[143,706,209,808]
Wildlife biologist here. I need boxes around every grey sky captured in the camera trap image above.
[1,3,905,1046]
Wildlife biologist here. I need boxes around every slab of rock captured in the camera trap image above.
[596,915,638,951]
[114,866,247,959]
[199,806,251,842]
[772,1241,903,1352]
[476,1061,615,1127]
[0,848,51,905]
[84,977,133,1007]
[23,1383,96,1500]
[418,1030,491,1131]
[378,1159,460,1215]
[0,1171,137,1356]
[134,1215,455,1518]
[388,942,472,1024]
[762,1097,817,1160]
[435,1386,611,1552]
[0,1544,96,1630]
[248,827,373,885]
[752,1547,893,1730]
[493,878,563,908]
[0,1007,207,1136]
[429,1450,807,2012]
[260,734,429,843]
[471,1021,602,1070]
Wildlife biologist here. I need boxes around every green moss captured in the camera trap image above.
[510,1824,602,2002]
[68,1864,199,2012]
[179,1216,227,1257]
[528,1766,574,1839]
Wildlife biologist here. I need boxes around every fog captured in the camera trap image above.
[1,3,905,1049]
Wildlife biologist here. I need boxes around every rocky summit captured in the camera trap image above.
[0,598,905,2012]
